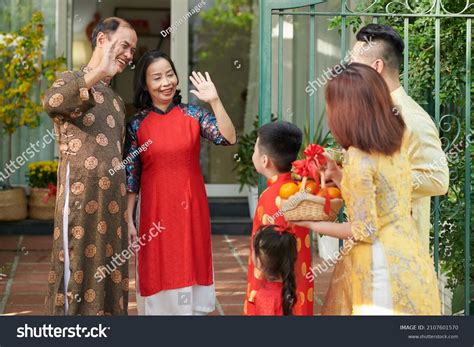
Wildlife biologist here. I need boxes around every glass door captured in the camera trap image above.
[186,0,254,196]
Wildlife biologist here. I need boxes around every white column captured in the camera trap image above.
[55,0,67,58]
[170,0,189,103]
[54,0,72,160]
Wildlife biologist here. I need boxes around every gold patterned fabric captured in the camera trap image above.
[43,70,129,315]
[322,147,441,315]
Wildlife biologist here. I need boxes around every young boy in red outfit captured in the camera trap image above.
[244,121,313,316]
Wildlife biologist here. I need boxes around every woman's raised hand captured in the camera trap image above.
[189,71,219,104]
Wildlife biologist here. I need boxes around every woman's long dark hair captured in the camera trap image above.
[253,225,297,315]
[133,50,182,110]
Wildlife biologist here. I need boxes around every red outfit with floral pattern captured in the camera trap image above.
[244,173,314,315]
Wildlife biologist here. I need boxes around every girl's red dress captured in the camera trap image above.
[248,281,284,316]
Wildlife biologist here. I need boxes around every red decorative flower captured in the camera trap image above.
[304,144,327,166]
[292,159,310,177]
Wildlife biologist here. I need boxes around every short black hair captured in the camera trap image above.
[91,17,133,50]
[257,121,302,173]
[356,24,404,71]
[133,50,182,109]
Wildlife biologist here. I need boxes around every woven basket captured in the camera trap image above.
[281,176,343,222]
[0,187,28,221]
[282,192,343,222]
[28,188,56,220]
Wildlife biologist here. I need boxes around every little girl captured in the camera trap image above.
[249,225,298,316]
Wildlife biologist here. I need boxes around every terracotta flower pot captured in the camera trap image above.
[0,187,28,221]
[28,187,56,220]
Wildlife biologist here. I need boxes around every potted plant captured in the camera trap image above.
[27,161,58,220]
[0,11,64,221]
[234,117,259,218]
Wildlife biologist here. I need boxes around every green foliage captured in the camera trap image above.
[299,111,337,160]
[233,114,277,191]
[439,132,474,290]
[233,117,259,190]
[195,0,254,137]
[451,284,467,314]
[0,11,65,134]
[197,0,254,62]
[0,11,65,188]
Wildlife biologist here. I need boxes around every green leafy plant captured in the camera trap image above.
[233,114,277,191]
[0,11,65,189]
[299,111,337,160]
[197,0,254,62]
[194,0,254,129]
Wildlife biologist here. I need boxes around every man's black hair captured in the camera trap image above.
[356,24,404,71]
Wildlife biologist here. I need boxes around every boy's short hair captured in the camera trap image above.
[257,121,303,172]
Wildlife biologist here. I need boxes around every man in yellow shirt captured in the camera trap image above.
[350,24,449,254]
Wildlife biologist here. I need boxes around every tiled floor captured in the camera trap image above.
[0,234,333,316]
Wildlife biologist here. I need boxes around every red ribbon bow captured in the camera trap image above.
[42,183,57,204]
[292,158,310,178]
[273,224,297,236]
[304,144,327,166]
[263,224,295,235]
[292,144,327,180]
